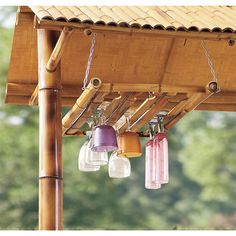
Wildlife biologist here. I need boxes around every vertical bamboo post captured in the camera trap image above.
[37,29,63,230]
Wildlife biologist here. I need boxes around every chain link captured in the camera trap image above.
[82,33,96,90]
[201,40,218,83]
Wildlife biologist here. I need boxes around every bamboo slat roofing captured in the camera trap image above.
[5,6,236,117]
[30,6,236,33]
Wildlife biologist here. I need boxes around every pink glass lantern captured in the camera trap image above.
[153,113,169,184]
[153,132,168,184]
[145,139,162,189]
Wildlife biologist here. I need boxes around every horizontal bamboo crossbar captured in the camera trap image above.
[35,18,236,41]
[7,82,236,107]
[46,27,73,72]
[62,78,102,135]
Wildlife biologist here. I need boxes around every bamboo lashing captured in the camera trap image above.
[46,27,73,72]
[165,81,219,130]
[117,95,157,134]
[129,94,169,132]
[62,78,102,135]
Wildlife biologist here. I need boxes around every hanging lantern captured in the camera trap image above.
[108,152,131,178]
[153,112,169,184]
[117,131,142,158]
[90,124,118,152]
[78,141,100,172]
[86,139,108,166]
[145,125,162,189]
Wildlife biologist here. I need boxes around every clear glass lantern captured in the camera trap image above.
[86,139,108,166]
[108,152,131,178]
[78,141,100,172]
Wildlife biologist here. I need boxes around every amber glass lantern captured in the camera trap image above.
[117,131,142,158]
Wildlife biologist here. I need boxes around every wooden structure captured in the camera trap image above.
[5,6,236,230]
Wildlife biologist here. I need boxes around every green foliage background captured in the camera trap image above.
[0,7,236,230]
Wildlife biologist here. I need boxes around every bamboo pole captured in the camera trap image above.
[165,81,219,130]
[37,29,63,230]
[62,78,102,135]
[46,27,73,72]
[130,95,169,132]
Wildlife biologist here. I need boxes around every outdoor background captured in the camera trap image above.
[0,6,236,230]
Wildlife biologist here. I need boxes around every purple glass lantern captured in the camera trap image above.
[90,124,118,152]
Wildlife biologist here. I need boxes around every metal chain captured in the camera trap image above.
[201,40,218,83]
[82,33,96,90]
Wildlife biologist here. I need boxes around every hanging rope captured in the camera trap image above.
[201,40,218,83]
[82,33,96,90]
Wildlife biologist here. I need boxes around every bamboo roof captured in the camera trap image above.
[31,6,236,32]
[5,6,236,114]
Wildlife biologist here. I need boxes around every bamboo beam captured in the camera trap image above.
[6,81,225,105]
[69,92,106,130]
[106,93,137,126]
[117,95,157,134]
[7,82,236,99]
[35,18,236,41]
[165,81,219,130]
[102,93,127,120]
[130,94,169,132]
[37,29,63,230]
[62,78,102,135]
[46,27,73,72]
[6,82,236,108]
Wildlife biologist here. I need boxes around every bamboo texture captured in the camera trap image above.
[46,27,73,72]
[130,95,169,132]
[38,29,63,230]
[62,78,102,135]
[70,92,106,130]
[117,95,157,134]
[106,93,137,127]
[165,82,219,130]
